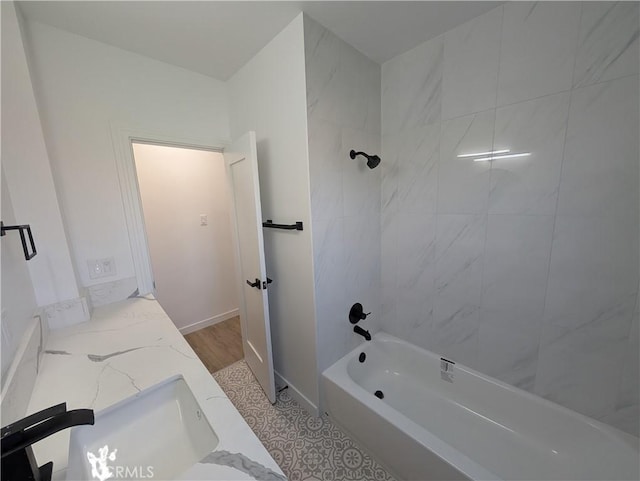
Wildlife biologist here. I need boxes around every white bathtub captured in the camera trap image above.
[322,333,639,481]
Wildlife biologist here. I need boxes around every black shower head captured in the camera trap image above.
[366,155,381,169]
[350,150,381,170]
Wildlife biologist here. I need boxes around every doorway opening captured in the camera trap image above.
[131,141,243,372]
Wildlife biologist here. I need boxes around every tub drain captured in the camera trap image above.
[374,390,384,399]
[359,352,366,363]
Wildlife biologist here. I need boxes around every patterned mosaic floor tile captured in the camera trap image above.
[213,361,396,481]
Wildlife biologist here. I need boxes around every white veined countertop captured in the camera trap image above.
[27,295,286,481]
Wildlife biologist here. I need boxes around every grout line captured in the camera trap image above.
[533,0,588,394]
[569,2,586,89]
[533,60,578,396]
[475,4,505,370]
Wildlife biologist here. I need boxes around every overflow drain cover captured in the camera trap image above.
[374,390,384,399]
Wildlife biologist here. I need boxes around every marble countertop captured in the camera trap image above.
[27,295,286,481]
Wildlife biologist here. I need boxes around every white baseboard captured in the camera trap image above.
[179,308,239,335]
[274,370,319,417]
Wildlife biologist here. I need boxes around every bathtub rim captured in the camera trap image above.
[322,331,639,480]
[336,332,638,447]
[322,335,496,480]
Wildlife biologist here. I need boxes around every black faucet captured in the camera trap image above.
[1,403,94,481]
[353,325,372,341]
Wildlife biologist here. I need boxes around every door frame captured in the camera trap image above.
[111,122,229,294]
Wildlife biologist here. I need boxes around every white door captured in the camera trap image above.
[224,132,276,403]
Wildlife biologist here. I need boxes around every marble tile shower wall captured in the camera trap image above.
[381,2,639,436]
[304,16,382,375]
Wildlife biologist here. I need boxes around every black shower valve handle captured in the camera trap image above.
[349,303,371,324]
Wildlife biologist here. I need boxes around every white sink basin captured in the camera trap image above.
[66,375,219,480]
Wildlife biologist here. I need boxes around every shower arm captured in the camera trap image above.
[350,150,371,160]
[349,149,381,169]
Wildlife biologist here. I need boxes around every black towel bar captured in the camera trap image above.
[1,222,37,260]
[262,219,303,231]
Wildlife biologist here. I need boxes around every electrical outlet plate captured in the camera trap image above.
[87,257,116,279]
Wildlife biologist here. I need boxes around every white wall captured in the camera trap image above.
[381,2,639,436]
[132,143,238,332]
[1,2,80,307]
[303,16,382,380]
[228,13,319,412]
[22,20,231,293]
[1,168,38,385]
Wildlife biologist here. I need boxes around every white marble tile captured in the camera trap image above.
[381,132,400,214]
[477,309,541,392]
[304,15,380,133]
[380,200,402,338]
[312,218,346,305]
[438,110,494,214]
[478,215,554,390]
[557,75,639,219]
[434,214,487,300]
[307,117,346,172]
[534,311,633,420]
[490,92,571,215]
[393,123,440,215]
[316,290,350,374]
[573,2,639,88]
[380,282,397,334]
[343,214,380,292]
[339,34,381,134]
[304,14,341,116]
[342,127,381,218]
[396,213,436,292]
[430,214,486,367]
[382,36,442,135]
[616,307,639,414]
[543,215,638,334]
[342,211,381,345]
[313,216,381,372]
[429,312,479,368]
[497,2,581,106]
[345,50,381,135]
[481,215,554,316]
[336,46,381,134]
[442,6,502,120]
[395,285,434,348]
[380,207,400,291]
[598,403,639,438]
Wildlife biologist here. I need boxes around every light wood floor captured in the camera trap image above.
[184,316,243,373]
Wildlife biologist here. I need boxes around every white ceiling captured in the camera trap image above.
[18,1,502,81]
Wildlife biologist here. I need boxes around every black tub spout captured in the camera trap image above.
[353,325,371,341]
